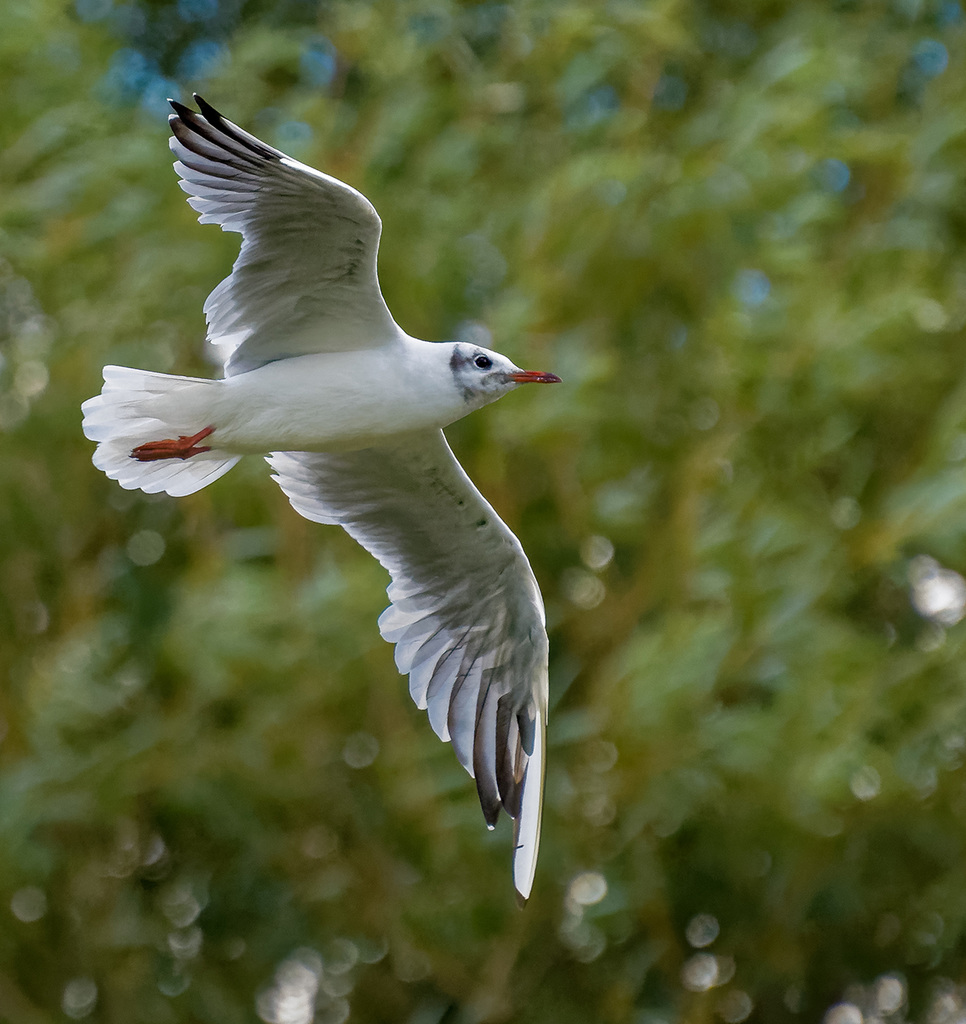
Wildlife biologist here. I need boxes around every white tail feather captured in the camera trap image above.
[81,365,240,496]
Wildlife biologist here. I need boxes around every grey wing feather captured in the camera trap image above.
[267,430,548,900]
[168,95,399,375]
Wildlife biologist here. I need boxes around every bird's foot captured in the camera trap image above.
[131,426,215,462]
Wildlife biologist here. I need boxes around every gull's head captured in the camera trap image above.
[449,343,561,407]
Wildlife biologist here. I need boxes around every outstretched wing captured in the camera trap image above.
[169,95,400,375]
[268,431,549,901]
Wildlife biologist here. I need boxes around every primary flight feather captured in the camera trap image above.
[81,95,559,901]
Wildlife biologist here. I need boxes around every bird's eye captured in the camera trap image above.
[474,354,492,370]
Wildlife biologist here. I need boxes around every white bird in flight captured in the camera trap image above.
[81,95,560,901]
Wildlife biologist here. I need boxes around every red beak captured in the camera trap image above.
[508,370,562,384]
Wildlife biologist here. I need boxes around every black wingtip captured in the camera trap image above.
[168,98,194,119]
[168,95,218,122]
[194,94,222,123]
[481,799,501,830]
[167,92,282,166]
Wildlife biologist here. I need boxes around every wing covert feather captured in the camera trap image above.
[267,430,548,899]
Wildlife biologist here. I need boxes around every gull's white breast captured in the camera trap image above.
[205,344,470,454]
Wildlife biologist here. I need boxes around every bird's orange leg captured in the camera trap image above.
[131,425,216,462]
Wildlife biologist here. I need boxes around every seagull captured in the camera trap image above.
[81,95,560,901]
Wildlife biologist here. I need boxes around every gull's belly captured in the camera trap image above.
[208,352,465,454]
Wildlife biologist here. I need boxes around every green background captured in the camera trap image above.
[4,0,966,1021]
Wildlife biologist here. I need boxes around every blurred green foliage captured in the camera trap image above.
[5,0,966,1021]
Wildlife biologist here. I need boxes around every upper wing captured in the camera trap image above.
[268,431,549,901]
[169,95,400,376]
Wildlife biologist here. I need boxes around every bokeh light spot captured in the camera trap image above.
[562,568,605,609]
[733,269,770,307]
[567,870,608,907]
[256,950,324,1024]
[160,881,202,927]
[823,1002,863,1024]
[686,913,720,948]
[14,360,48,398]
[913,39,949,77]
[62,978,98,1019]
[322,938,359,975]
[909,555,966,625]
[815,158,851,193]
[10,886,47,922]
[580,535,614,571]
[831,497,861,530]
[342,731,379,768]
[690,397,720,431]
[850,765,881,801]
[301,39,337,88]
[168,926,203,960]
[875,974,906,1014]
[718,990,754,1023]
[681,952,718,991]
[177,39,225,80]
[127,529,166,566]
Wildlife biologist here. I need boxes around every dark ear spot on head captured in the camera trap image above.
[449,345,473,401]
